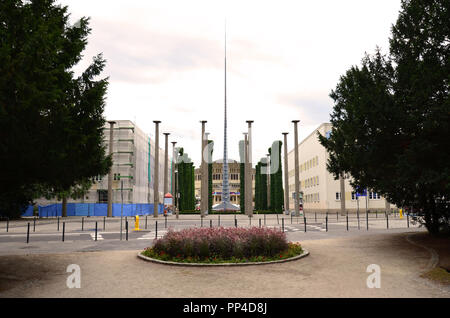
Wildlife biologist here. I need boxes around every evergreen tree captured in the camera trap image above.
[0,0,111,217]
[239,140,245,214]
[319,0,450,234]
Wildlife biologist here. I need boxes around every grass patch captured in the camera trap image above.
[421,267,450,286]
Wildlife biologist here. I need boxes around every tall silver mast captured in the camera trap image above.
[222,22,230,205]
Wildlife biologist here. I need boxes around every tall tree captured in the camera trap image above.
[239,140,245,214]
[0,0,111,218]
[319,0,449,235]
[268,141,284,213]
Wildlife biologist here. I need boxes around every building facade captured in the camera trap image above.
[36,120,170,205]
[194,159,255,207]
[287,123,393,213]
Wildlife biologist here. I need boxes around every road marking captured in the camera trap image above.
[138,230,167,239]
[90,233,103,240]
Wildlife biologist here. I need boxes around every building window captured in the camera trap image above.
[98,190,108,203]
[114,173,121,180]
[369,192,381,200]
[336,192,341,201]
[351,192,356,200]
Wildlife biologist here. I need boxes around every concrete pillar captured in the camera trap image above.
[153,121,161,217]
[246,121,253,217]
[107,121,116,218]
[171,141,178,219]
[340,174,346,215]
[163,133,170,196]
[282,132,289,213]
[200,121,207,217]
[292,120,300,217]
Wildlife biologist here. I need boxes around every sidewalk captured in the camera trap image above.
[0,231,448,298]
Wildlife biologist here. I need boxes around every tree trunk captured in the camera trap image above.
[62,195,68,217]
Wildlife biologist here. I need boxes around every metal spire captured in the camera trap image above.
[222,20,230,205]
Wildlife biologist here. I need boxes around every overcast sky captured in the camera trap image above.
[60,0,402,167]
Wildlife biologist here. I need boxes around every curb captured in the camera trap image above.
[137,249,309,267]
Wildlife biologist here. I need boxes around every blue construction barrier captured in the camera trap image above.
[25,203,164,217]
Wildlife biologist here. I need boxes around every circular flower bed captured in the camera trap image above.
[140,227,305,264]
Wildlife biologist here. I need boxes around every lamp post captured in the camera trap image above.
[153,121,161,218]
[107,121,116,218]
[292,120,300,217]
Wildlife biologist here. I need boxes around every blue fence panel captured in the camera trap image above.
[94,204,107,216]
[31,203,164,217]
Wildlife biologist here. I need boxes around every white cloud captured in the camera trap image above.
[60,0,402,166]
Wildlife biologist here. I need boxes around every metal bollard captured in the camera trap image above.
[210,219,212,228]
[145,215,148,229]
[235,218,237,228]
[218,215,220,227]
[27,223,30,243]
[291,213,293,224]
[57,216,60,231]
[201,216,203,228]
[357,212,360,230]
[103,217,106,231]
[33,217,36,232]
[62,222,65,242]
[366,211,369,231]
[82,217,84,231]
[337,212,339,222]
[249,216,251,226]
[155,221,158,239]
[407,214,409,228]
[282,218,284,232]
[264,214,266,226]
[386,212,389,229]
[277,214,279,225]
[95,222,98,241]
[126,221,128,241]
[259,218,261,228]
[315,212,317,222]
[6,218,9,232]
[346,214,349,231]
[165,215,167,229]
[304,217,307,232]
[326,216,328,232]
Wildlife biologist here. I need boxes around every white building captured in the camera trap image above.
[287,123,393,213]
[36,120,170,205]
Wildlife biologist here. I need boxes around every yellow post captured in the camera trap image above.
[134,215,140,231]
[399,209,403,219]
